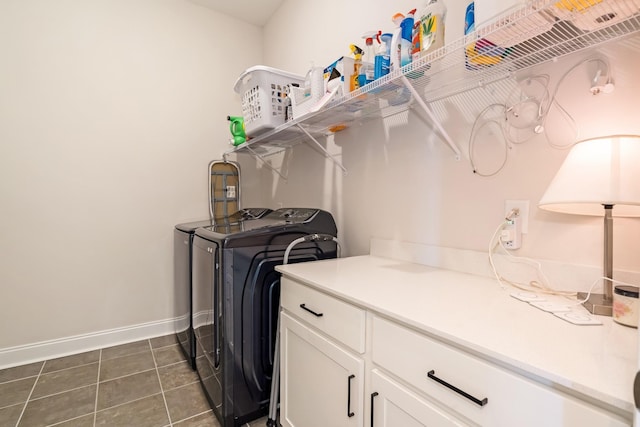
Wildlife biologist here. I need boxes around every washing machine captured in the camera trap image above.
[192,208,338,427]
[173,208,272,369]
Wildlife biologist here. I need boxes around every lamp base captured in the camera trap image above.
[577,292,613,316]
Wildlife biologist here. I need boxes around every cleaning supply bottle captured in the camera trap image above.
[416,0,447,60]
[411,20,421,59]
[227,115,246,146]
[361,31,378,85]
[400,9,416,67]
[374,32,392,80]
[349,44,364,91]
[389,12,404,72]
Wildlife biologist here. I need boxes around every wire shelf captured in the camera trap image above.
[224,0,640,170]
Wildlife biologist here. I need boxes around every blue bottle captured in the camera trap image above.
[400,9,416,67]
[374,33,392,80]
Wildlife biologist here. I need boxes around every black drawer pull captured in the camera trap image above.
[370,392,378,427]
[347,374,355,417]
[300,303,323,317]
[427,370,488,407]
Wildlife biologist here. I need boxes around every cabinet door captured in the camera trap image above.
[280,311,364,427]
[370,370,468,427]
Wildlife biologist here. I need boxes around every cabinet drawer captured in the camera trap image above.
[372,316,629,427]
[281,278,366,353]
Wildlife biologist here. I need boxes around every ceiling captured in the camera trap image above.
[188,0,285,26]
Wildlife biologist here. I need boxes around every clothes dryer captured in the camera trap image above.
[192,208,338,426]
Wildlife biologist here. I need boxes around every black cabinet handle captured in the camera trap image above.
[427,370,488,407]
[300,303,323,317]
[370,392,378,427]
[347,374,355,417]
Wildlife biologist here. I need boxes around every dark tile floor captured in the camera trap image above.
[0,334,271,427]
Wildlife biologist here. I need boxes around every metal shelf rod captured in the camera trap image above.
[400,75,462,160]
[295,123,347,174]
[245,145,288,180]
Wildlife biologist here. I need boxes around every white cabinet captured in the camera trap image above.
[279,278,365,427]
[370,369,468,427]
[278,273,632,427]
[278,256,638,427]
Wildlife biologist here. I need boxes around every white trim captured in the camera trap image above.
[193,309,214,330]
[0,317,180,370]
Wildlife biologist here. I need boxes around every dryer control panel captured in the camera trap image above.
[267,208,319,223]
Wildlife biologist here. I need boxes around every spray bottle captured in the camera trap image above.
[374,32,392,80]
[227,115,246,146]
[349,44,364,91]
[361,31,378,85]
[389,12,404,72]
[400,9,416,67]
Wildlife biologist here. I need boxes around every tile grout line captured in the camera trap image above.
[15,377,100,403]
[149,340,173,427]
[47,413,94,427]
[93,349,101,427]
[96,366,157,384]
[14,360,45,427]
[94,392,165,415]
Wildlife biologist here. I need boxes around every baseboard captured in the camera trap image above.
[193,310,213,330]
[0,317,180,370]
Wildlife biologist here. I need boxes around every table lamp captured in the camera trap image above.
[538,135,640,316]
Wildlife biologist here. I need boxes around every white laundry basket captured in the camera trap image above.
[233,66,305,136]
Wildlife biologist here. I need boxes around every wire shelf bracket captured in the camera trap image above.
[400,75,462,160]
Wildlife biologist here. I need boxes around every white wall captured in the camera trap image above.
[2,0,639,363]
[236,0,640,282]
[0,0,261,351]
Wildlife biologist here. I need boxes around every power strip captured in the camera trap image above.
[510,292,602,325]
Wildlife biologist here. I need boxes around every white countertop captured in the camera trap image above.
[276,255,638,416]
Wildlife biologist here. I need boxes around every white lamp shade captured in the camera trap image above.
[539,135,640,217]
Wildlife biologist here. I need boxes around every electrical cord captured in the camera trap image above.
[488,213,576,297]
[502,75,550,145]
[571,276,639,306]
[470,56,613,178]
[468,104,509,177]
[489,213,640,304]
[539,57,612,149]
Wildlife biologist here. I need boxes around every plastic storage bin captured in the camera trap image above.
[233,66,305,136]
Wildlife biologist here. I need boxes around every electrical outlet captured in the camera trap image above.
[501,215,522,249]
[505,200,529,234]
